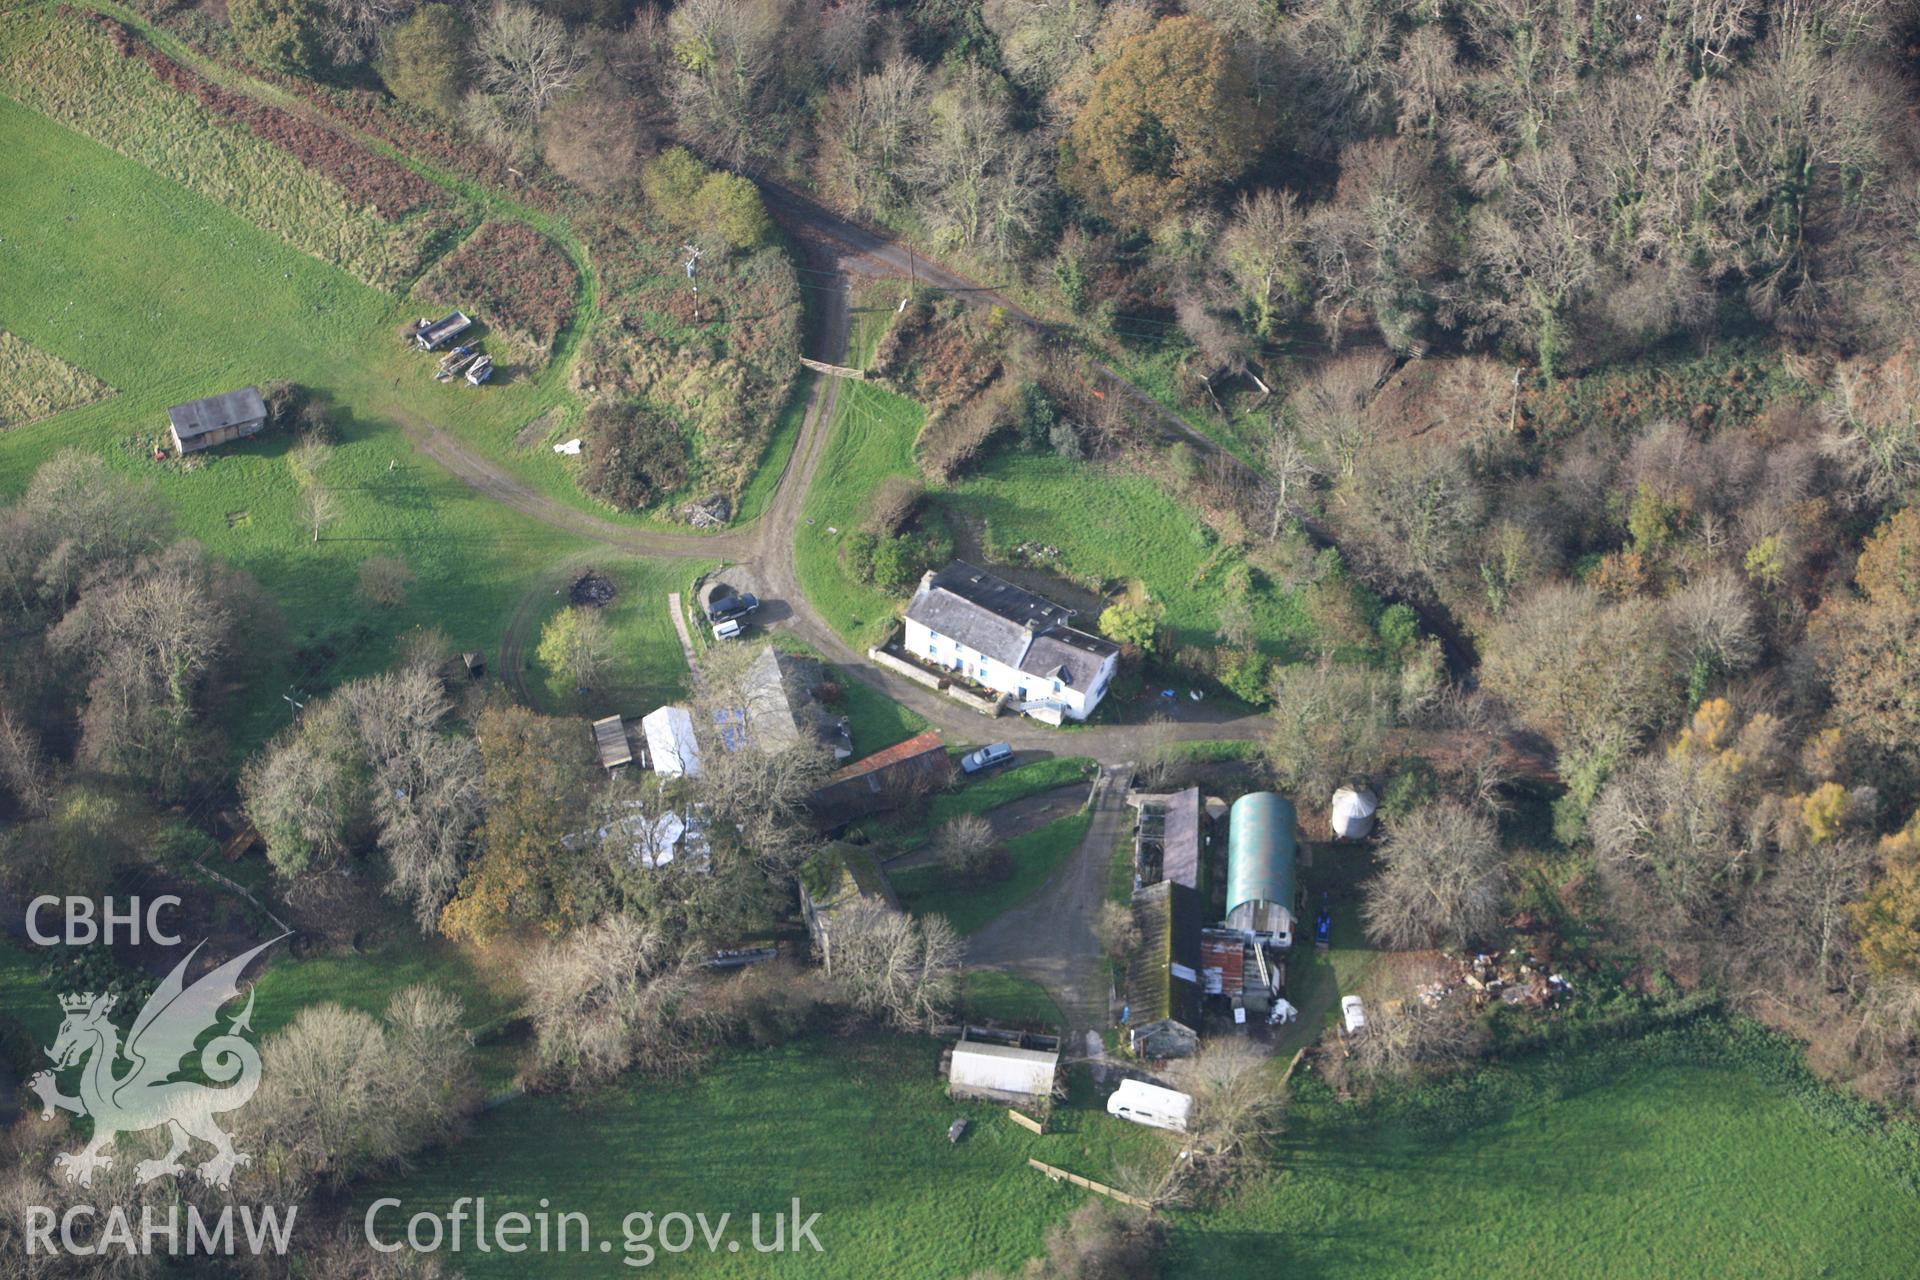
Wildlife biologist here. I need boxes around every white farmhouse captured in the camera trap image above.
[903,562,1120,722]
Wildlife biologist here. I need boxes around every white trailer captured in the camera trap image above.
[1105,1079,1193,1133]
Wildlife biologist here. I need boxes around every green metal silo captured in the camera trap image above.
[1226,793,1298,943]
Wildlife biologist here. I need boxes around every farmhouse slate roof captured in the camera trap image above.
[166,386,266,440]
[1017,629,1115,692]
[905,561,1118,687]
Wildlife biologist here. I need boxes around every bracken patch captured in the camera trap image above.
[109,25,440,219]
[414,221,577,362]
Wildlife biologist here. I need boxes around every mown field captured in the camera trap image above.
[960,970,1065,1032]
[359,1018,1920,1280]
[793,363,1324,662]
[366,1033,1165,1279]
[524,556,714,720]
[793,380,929,648]
[855,755,1095,853]
[940,453,1319,658]
[0,95,706,754]
[1188,1053,1920,1279]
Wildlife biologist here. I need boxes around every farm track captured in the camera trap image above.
[24,12,1544,1051]
[57,6,1441,763]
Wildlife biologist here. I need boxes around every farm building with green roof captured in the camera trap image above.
[1226,792,1298,946]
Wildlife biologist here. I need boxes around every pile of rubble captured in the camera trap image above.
[1415,949,1575,1012]
[569,572,616,607]
[682,494,731,529]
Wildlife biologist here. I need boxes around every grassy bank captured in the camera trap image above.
[524,557,709,719]
[894,811,1094,936]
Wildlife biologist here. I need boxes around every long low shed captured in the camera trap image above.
[592,716,633,770]
[167,386,267,455]
[1226,792,1298,946]
[948,1040,1058,1104]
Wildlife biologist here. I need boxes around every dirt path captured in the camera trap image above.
[665,592,699,677]
[965,767,1134,1042]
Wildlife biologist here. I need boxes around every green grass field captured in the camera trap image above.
[960,971,1064,1033]
[793,381,927,648]
[794,374,1320,660]
[858,756,1095,853]
[893,811,1093,936]
[248,936,528,1088]
[248,937,523,1044]
[0,95,731,755]
[1187,1058,1920,1278]
[358,1019,1920,1280]
[525,557,709,719]
[940,452,1317,658]
[365,1033,1163,1278]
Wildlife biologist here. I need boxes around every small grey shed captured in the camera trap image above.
[168,387,267,455]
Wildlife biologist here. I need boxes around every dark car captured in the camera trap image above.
[707,592,760,623]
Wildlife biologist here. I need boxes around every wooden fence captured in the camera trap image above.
[1280,1046,1308,1086]
[1006,1109,1044,1135]
[1026,1159,1154,1210]
[800,357,866,380]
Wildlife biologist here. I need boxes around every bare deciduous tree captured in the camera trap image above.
[1362,801,1505,949]
[828,901,962,1031]
[0,705,55,817]
[1351,997,1488,1079]
[51,543,265,797]
[934,813,998,883]
[910,63,1051,260]
[666,0,800,168]
[7,449,168,615]
[341,666,484,931]
[1665,569,1761,679]
[1262,424,1320,540]
[819,57,926,219]
[1265,654,1396,801]
[1481,583,1681,763]
[1590,750,1752,935]
[356,555,415,609]
[689,642,834,871]
[1219,188,1307,339]
[1169,1037,1283,1181]
[475,2,583,126]
[527,914,723,1088]
[240,987,474,1203]
[1287,353,1390,483]
[318,0,417,63]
